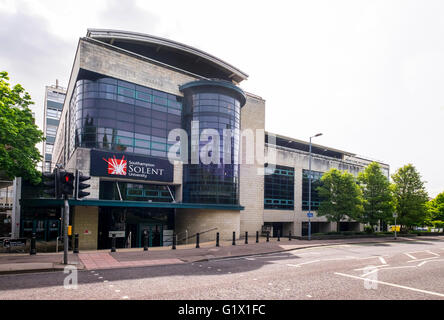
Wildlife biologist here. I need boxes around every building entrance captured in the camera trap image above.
[98,207,173,249]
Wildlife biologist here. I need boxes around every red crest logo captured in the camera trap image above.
[103,155,127,175]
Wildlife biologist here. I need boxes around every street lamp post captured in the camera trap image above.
[308,133,323,241]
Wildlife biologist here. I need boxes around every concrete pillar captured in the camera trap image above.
[72,206,99,250]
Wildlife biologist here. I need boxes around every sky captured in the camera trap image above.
[0,0,443,197]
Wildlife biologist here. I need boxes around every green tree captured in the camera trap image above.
[317,168,363,232]
[358,162,394,231]
[391,164,428,230]
[426,192,444,228]
[0,71,44,184]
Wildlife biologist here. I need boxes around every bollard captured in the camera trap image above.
[232,231,236,245]
[30,232,36,255]
[216,232,220,247]
[73,233,79,254]
[245,231,248,244]
[289,230,292,241]
[277,230,280,242]
[256,231,259,243]
[266,231,270,242]
[144,230,148,251]
[196,233,200,248]
[172,232,176,250]
[111,234,116,252]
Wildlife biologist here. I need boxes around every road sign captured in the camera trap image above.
[109,231,125,238]
[393,213,398,218]
[307,213,313,218]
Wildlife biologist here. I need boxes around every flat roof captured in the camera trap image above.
[86,29,249,84]
[266,132,355,159]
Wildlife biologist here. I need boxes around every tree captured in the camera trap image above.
[391,164,428,231]
[426,192,444,228]
[317,168,363,232]
[358,162,394,231]
[0,71,44,184]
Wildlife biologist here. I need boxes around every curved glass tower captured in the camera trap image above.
[180,80,246,205]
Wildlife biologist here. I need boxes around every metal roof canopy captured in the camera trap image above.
[86,29,249,84]
[21,198,244,211]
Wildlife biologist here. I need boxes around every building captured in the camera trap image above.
[13,29,389,249]
[42,82,66,172]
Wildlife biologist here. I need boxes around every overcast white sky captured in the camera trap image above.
[0,0,443,197]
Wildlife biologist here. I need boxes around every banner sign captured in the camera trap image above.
[90,150,173,182]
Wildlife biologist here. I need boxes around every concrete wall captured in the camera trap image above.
[175,209,240,243]
[239,93,266,235]
[73,206,98,250]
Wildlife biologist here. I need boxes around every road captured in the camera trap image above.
[1,238,444,300]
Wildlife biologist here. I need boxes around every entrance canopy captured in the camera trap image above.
[21,198,244,211]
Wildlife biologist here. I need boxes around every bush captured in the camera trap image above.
[364,225,374,234]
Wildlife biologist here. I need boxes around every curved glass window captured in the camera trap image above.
[68,77,182,158]
[180,81,245,205]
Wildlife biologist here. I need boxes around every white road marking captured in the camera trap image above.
[379,257,387,265]
[334,272,444,298]
[306,294,312,298]
[103,280,108,283]
[417,259,444,267]
[121,296,129,299]
[426,250,440,257]
[115,289,120,293]
[245,258,256,261]
[98,277,103,279]
[287,260,321,268]
[217,269,221,272]
[407,257,438,263]
[404,253,416,260]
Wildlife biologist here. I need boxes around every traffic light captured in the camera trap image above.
[59,171,74,197]
[75,169,90,199]
[42,169,61,198]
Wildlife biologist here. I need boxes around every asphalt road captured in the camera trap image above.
[1,238,444,300]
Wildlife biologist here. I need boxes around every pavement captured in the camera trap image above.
[2,236,444,300]
[1,235,443,275]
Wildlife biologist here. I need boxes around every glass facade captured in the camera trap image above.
[69,77,182,158]
[264,165,294,210]
[100,181,175,202]
[302,169,323,210]
[181,81,245,205]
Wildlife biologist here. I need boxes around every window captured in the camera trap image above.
[264,165,294,210]
[46,125,58,137]
[47,108,61,120]
[302,169,323,210]
[45,144,54,154]
[70,77,183,158]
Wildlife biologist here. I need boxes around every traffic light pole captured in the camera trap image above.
[63,195,69,265]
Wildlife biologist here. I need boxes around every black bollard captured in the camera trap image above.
[111,234,116,253]
[172,232,176,250]
[144,230,148,251]
[256,231,259,243]
[30,232,36,255]
[289,230,292,241]
[216,232,220,247]
[277,230,280,242]
[196,233,200,248]
[266,231,270,242]
[73,233,79,254]
[245,231,248,244]
[232,231,236,245]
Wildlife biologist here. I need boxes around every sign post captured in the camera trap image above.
[393,213,398,240]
